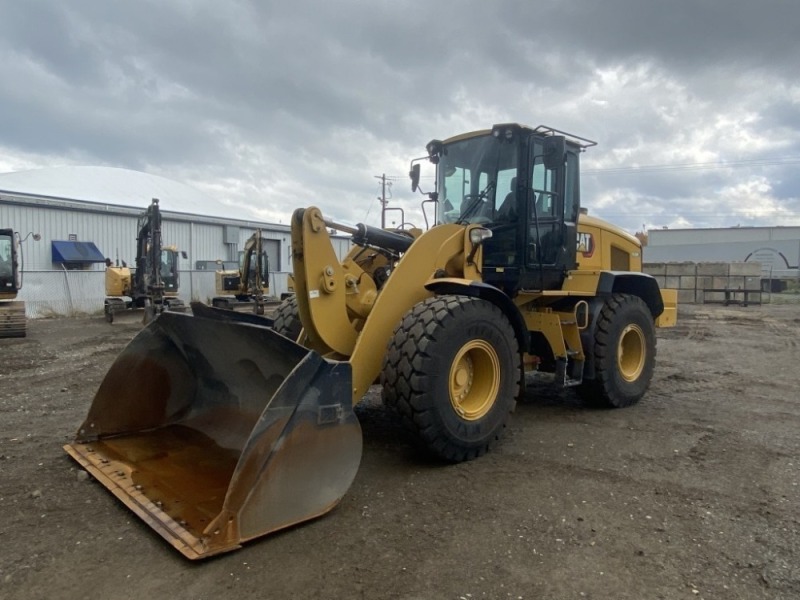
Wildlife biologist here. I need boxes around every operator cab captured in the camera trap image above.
[0,229,18,294]
[160,248,180,293]
[428,124,595,294]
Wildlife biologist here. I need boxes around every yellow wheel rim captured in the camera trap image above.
[618,324,646,382]
[448,340,500,421]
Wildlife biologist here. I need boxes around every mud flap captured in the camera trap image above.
[64,311,362,559]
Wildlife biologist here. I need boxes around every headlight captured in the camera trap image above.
[469,227,493,246]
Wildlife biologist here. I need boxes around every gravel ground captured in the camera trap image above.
[1,301,799,600]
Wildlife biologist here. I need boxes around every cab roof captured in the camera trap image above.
[441,123,597,150]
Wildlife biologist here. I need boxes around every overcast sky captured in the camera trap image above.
[1,0,799,233]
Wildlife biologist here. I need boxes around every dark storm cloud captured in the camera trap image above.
[0,0,798,228]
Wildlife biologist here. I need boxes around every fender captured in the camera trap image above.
[597,271,665,318]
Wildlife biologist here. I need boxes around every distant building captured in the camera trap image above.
[645,226,800,287]
[0,166,351,317]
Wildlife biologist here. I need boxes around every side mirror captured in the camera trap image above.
[410,163,421,192]
[542,136,566,170]
[181,250,188,259]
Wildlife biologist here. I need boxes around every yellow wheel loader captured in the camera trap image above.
[211,229,274,315]
[65,123,677,559]
[0,228,39,338]
[104,198,185,323]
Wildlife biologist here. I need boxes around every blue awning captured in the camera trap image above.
[51,241,106,263]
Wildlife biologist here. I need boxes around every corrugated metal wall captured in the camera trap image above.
[0,201,134,270]
[0,196,303,273]
[1,194,354,317]
[649,226,800,246]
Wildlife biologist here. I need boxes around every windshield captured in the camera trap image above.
[0,233,14,289]
[160,249,179,291]
[437,134,518,225]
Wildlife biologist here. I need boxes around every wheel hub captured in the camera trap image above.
[449,340,500,421]
[618,323,646,382]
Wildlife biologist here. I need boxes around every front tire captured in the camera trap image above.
[272,295,302,341]
[578,293,656,408]
[381,295,520,462]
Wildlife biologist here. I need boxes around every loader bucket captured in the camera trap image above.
[63,311,362,560]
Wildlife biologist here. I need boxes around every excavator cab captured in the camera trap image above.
[1,228,30,338]
[159,247,181,294]
[0,229,18,294]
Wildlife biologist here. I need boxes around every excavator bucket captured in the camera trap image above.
[64,310,362,560]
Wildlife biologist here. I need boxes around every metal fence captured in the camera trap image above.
[15,269,292,318]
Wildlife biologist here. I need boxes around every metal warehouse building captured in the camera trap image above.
[644,225,800,283]
[0,166,350,318]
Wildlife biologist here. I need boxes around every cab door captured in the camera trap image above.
[518,138,579,291]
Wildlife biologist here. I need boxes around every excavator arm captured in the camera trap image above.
[239,229,268,298]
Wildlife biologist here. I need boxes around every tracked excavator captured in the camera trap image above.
[65,124,677,559]
[0,228,39,338]
[104,198,185,323]
[211,229,273,315]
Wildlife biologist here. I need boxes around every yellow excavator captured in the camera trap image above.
[211,229,272,315]
[104,198,185,323]
[0,228,39,338]
[65,124,677,559]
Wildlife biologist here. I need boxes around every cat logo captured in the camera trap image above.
[577,232,594,258]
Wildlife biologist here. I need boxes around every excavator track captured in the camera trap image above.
[0,301,26,338]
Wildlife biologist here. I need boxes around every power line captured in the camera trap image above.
[384,156,800,180]
[584,156,800,175]
[382,175,435,181]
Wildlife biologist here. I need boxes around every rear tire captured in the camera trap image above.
[577,293,656,408]
[381,295,520,462]
[272,295,302,341]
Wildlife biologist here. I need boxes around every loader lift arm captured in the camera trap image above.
[290,206,487,403]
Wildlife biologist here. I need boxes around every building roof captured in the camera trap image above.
[0,165,230,217]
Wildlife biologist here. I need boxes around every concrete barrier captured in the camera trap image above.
[643,262,763,305]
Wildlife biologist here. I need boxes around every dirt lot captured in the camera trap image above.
[1,302,799,600]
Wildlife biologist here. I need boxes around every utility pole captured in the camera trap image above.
[374,174,387,228]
